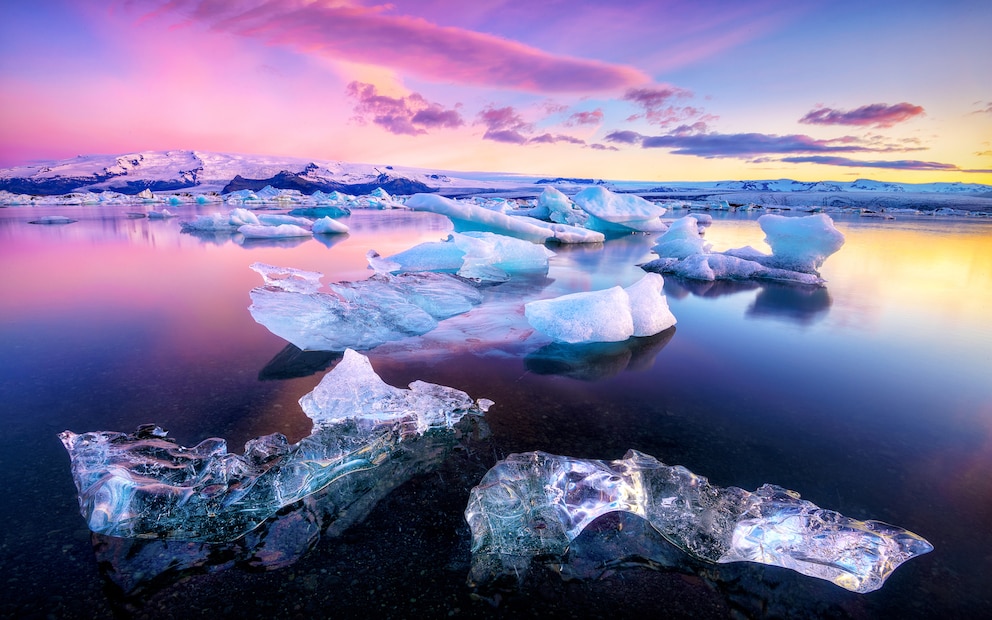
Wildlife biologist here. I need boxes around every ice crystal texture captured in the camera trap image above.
[60,350,492,542]
[465,450,931,593]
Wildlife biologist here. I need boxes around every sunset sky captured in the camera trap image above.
[1,0,990,183]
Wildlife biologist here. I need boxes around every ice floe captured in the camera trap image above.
[524,273,676,344]
[248,263,483,351]
[465,450,932,594]
[405,193,604,244]
[642,214,845,285]
[59,349,492,542]
[572,186,668,233]
[369,231,555,282]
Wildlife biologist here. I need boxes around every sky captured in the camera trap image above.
[1,0,990,183]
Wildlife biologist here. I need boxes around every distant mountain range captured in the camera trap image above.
[2,150,991,203]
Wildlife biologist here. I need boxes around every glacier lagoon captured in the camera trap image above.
[1,204,991,618]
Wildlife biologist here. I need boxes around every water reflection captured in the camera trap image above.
[258,344,343,380]
[525,328,675,381]
[663,277,832,325]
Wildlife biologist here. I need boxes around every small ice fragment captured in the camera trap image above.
[238,223,311,239]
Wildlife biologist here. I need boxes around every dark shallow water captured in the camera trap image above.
[1,205,990,618]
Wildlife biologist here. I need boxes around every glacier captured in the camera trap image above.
[248,263,483,351]
[524,273,676,344]
[642,214,845,284]
[59,349,492,542]
[465,450,932,594]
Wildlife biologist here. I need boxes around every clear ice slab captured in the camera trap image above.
[60,349,492,542]
[248,262,483,351]
[465,450,932,594]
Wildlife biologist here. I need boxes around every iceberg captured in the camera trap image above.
[248,263,483,351]
[642,213,845,285]
[311,216,349,234]
[572,186,668,233]
[465,450,933,594]
[238,223,312,239]
[60,349,492,542]
[406,193,604,244]
[725,213,846,273]
[370,231,555,281]
[524,273,676,344]
[180,207,260,232]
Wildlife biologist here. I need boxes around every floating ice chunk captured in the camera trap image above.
[147,208,176,219]
[250,262,323,294]
[643,214,843,284]
[524,274,675,344]
[625,273,677,337]
[29,215,77,224]
[652,216,711,259]
[60,350,492,542]
[465,450,932,594]
[181,208,260,232]
[572,186,668,233]
[256,213,313,228]
[752,213,845,273]
[238,223,312,239]
[248,264,483,350]
[406,193,604,244]
[539,187,589,226]
[373,232,555,282]
[311,216,349,234]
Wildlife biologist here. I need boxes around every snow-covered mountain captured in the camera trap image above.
[2,150,990,199]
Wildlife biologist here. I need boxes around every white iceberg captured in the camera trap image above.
[643,213,845,285]
[728,213,846,273]
[651,215,711,259]
[406,193,604,244]
[539,186,590,226]
[524,273,676,344]
[248,263,483,351]
[59,349,492,542]
[238,223,312,239]
[311,216,349,234]
[465,450,933,594]
[180,207,260,232]
[572,186,668,233]
[370,231,555,281]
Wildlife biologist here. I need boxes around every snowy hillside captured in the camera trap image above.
[2,150,991,212]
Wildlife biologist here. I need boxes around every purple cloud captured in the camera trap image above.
[603,130,643,144]
[529,133,586,145]
[781,155,992,173]
[621,85,708,126]
[971,101,992,115]
[589,143,619,151]
[142,0,647,92]
[477,106,533,143]
[565,109,604,126]
[640,131,902,158]
[799,103,925,128]
[347,82,462,135]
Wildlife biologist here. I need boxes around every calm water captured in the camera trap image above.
[0,205,990,618]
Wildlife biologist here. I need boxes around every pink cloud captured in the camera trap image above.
[138,0,648,92]
[621,85,711,127]
[799,103,925,128]
[346,82,462,136]
[565,109,604,126]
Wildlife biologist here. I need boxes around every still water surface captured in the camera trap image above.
[0,206,990,618]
